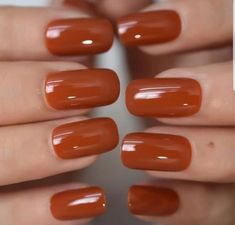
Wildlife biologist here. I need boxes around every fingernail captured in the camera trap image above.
[51,186,106,220]
[45,18,113,56]
[52,118,119,159]
[45,69,120,110]
[117,10,181,46]
[128,185,179,216]
[126,78,201,117]
[122,133,191,171]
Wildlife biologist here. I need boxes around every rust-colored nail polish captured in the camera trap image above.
[128,185,179,216]
[122,133,191,171]
[126,78,202,117]
[117,10,181,46]
[51,187,106,220]
[52,118,119,159]
[45,18,113,56]
[45,69,120,110]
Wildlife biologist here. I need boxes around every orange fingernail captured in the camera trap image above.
[122,132,191,171]
[128,185,179,216]
[45,69,120,110]
[126,78,202,117]
[117,10,181,46]
[52,118,119,159]
[51,187,106,220]
[46,18,113,56]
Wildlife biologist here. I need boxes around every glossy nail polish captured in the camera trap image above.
[45,18,113,55]
[52,118,119,159]
[45,69,120,110]
[117,10,181,46]
[122,133,191,171]
[51,187,106,220]
[128,185,179,216]
[126,78,202,117]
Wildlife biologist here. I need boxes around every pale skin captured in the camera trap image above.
[137,180,235,225]
[97,0,234,224]
[0,0,233,224]
[0,182,91,225]
[0,5,100,225]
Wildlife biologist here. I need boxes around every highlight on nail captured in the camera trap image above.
[121,132,192,171]
[126,78,202,117]
[45,69,120,110]
[51,186,106,220]
[52,118,119,159]
[117,10,181,46]
[45,18,114,56]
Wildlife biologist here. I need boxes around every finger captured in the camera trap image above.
[0,62,119,125]
[0,117,119,186]
[128,181,235,225]
[52,0,153,20]
[126,61,234,126]
[125,45,232,79]
[0,6,113,60]
[122,126,235,183]
[52,0,96,15]
[116,0,232,55]
[96,0,152,20]
[0,183,106,225]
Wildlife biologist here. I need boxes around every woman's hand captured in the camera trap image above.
[92,0,234,223]
[0,5,119,224]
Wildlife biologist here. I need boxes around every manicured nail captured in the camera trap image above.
[45,69,120,110]
[126,78,201,117]
[45,18,113,56]
[117,10,181,46]
[52,118,119,159]
[122,133,191,171]
[51,187,106,220]
[128,185,179,216]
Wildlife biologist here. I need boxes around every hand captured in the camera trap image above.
[0,4,119,224]
[128,180,235,225]
[90,0,233,223]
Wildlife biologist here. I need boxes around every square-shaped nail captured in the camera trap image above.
[122,132,192,171]
[128,185,179,216]
[46,18,113,55]
[52,118,119,159]
[45,69,120,110]
[51,187,106,220]
[117,10,181,46]
[126,78,202,117]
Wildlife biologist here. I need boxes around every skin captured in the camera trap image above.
[156,62,234,126]
[0,5,103,225]
[0,0,233,224]
[91,0,234,224]
[135,180,235,225]
[0,62,89,125]
[0,182,91,225]
[0,116,97,185]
